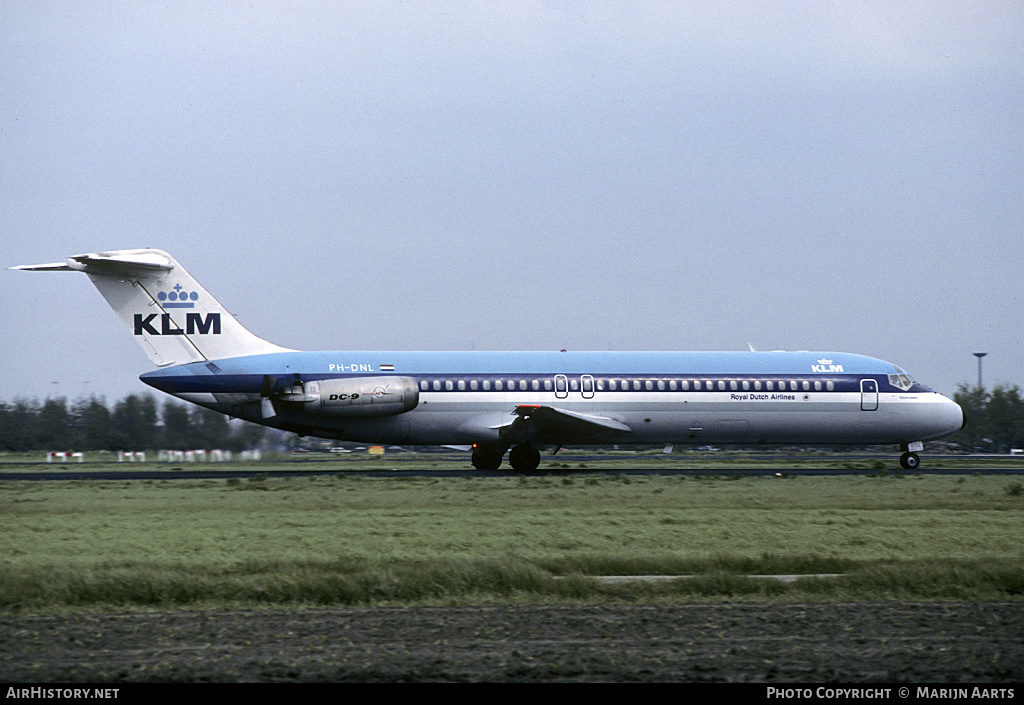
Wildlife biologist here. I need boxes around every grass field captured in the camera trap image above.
[2,456,1023,611]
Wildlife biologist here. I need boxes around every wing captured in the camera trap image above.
[500,404,632,449]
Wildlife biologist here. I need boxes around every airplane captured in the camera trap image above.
[14,249,964,471]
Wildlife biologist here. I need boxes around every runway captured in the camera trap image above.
[2,454,1023,481]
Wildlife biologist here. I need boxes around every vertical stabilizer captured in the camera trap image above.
[13,249,292,366]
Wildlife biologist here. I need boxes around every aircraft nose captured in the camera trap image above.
[940,394,965,436]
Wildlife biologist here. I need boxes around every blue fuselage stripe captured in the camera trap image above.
[141,374,924,395]
[142,350,907,383]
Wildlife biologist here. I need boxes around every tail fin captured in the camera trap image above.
[13,249,292,366]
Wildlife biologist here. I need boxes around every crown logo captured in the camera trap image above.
[817,358,833,365]
[158,283,199,308]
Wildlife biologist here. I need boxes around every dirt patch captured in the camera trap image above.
[1,603,1021,682]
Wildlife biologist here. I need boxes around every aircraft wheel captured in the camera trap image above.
[900,452,920,470]
[471,446,502,471]
[509,444,541,472]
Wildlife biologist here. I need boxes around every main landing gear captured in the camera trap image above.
[471,445,502,471]
[508,444,541,472]
[470,444,541,472]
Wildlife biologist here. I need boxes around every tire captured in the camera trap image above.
[900,452,920,470]
[471,446,502,470]
[508,444,541,472]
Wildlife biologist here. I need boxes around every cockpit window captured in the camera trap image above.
[888,367,916,391]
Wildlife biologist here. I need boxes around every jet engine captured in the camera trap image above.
[262,375,419,418]
[302,377,418,416]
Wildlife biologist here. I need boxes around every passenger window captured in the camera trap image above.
[802,381,810,391]
[730,381,738,391]
[470,380,478,391]
[483,380,491,391]
[446,380,454,391]
[633,380,641,391]
[433,380,441,391]
[609,380,618,391]
[754,380,761,391]
[814,381,821,391]
[532,380,540,391]
[766,381,774,390]
[694,380,701,391]
[420,380,429,391]
[680,380,689,391]
[495,380,503,391]
[645,380,654,391]
[827,381,834,391]
[718,381,725,391]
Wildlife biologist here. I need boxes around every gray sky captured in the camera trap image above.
[3,1,1022,404]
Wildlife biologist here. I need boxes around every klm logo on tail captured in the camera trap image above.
[157,284,199,308]
[134,313,222,336]
[134,285,222,336]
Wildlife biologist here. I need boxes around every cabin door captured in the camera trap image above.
[860,379,878,411]
[554,374,568,399]
[581,374,595,399]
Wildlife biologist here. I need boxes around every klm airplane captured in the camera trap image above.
[15,249,963,471]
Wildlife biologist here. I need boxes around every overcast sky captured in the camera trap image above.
[3,1,1022,405]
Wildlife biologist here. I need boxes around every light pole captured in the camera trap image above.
[972,352,988,389]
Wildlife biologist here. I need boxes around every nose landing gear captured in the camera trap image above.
[899,441,924,470]
[899,452,920,470]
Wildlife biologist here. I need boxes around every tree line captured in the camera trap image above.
[2,384,1022,454]
[0,394,268,453]
[951,383,1024,452]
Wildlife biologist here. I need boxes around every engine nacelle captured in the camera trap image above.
[300,377,419,417]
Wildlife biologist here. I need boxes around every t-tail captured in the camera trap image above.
[13,249,292,366]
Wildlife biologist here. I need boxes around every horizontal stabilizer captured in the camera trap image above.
[13,250,175,276]
[11,262,73,272]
